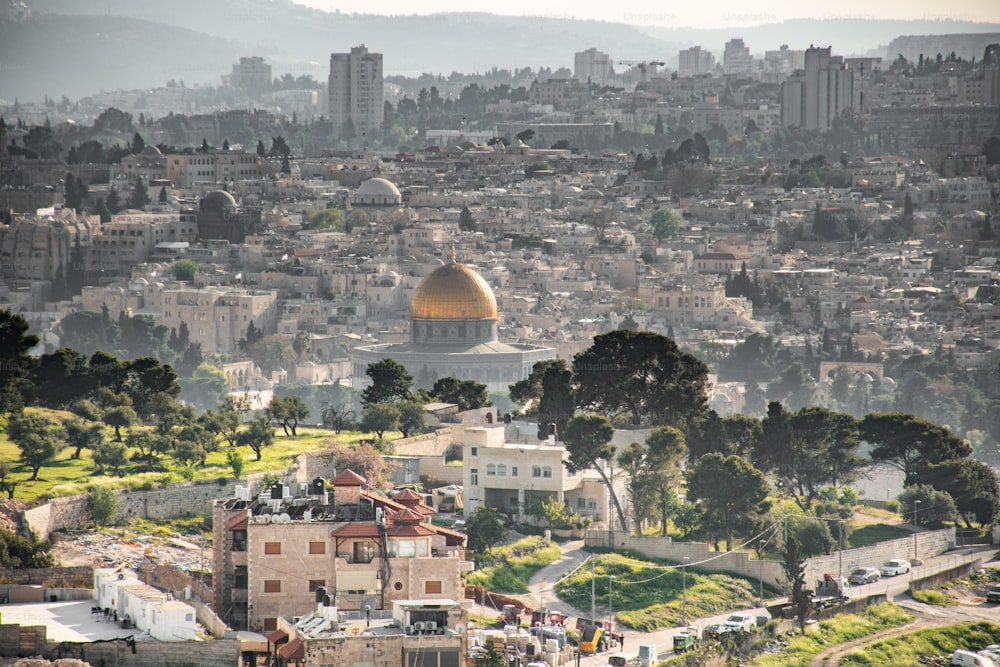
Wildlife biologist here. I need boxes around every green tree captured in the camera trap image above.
[361,359,414,406]
[359,403,401,440]
[92,438,128,477]
[782,533,812,635]
[0,529,54,568]
[170,259,200,282]
[860,412,971,480]
[158,186,168,203]
[266,395,311,436]
[226,448,245,480]
[64,418,105,459]
[236,413,275,461]
[431,377,490,411]
[649,207,681,241]
[105,185,122,214]
[397,400,426,438]
[465,505,507,555]
[686,453,770,551]
[125,177,150,210]
[793,517,835,557]
[0,309,39,414]
[897,484,958,528]
[130,132,145,154]
[563,414,628,534]
[88,486,119,527]
[510,359,575,440]
[573,330,709,428]
[912,459,999,528]
[7,412,65,480]
[0,461,18,499]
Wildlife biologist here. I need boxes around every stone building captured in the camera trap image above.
[196,190,263,244]
[350,258,557,393]
[212,470,469,633]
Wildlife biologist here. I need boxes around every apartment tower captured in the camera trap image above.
[328,45,384,141]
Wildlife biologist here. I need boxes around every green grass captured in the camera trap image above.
[847,523,912,548]
[840,621,1000,666]
[911,589,954,606]
[745,603,915,667]
[1,410,392,502]
[465,536,562,594]
[555,553,765,632]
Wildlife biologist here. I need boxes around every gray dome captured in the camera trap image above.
[357,178,401,199]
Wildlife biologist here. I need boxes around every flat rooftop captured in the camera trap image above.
[0,600,154,642]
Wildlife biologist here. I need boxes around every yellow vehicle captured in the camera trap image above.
[580,624,603,654]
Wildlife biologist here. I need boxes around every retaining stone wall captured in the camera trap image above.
[910,558,983,592]
[22,480,239,539]
[0,566,93,587]
[802,528,954,584]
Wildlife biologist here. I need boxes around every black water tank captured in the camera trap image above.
[323,594,332,607]
[270,482,283,499]
[312,477,326,494]
[315,587,326,603]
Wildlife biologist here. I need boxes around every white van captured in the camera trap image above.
[952,649,997,666]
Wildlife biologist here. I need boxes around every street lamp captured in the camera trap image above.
[682,557,690,627]
[758,539,766,606]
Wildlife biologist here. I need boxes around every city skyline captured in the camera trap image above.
[291,0,999,30]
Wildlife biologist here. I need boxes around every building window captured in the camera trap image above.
[470,469,478,486]
[470,446,478,457]
[309,541,326,555]
[353,541,375,563]
[531,466,541,478]
[511,466,518,477]
[263,579,282,594]
[309,579,326,592]
[264,542,282,555]
[424,580,443,595]
[577,497,586,508]
[263,618,278,631]
[486,463,496,476]
[396,540,415,557]
[497,464,507,477]
[542,466,553,479]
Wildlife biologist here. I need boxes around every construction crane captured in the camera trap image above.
[618,60,666,83]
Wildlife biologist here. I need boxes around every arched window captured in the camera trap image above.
[497,464,507,477]
[486,463,497,476]
[542,466,553,479]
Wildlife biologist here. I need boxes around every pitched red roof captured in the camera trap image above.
[227,510,249,531]
[393,488,424,503]
[278,637,304,660]
[267,629,288,644]
[389,507,423,524]
[429,524,468,546]
[330,523,382,538]
[331,469,367,486]
[388,524,436,537]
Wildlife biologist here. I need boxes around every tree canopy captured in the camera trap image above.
[563,414,628,533]
[686,453,770,551]
[361,359,414,406]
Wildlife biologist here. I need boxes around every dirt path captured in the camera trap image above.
[522,538,590,618]
[809,599,1000,666]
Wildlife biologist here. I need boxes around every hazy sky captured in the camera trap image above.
[291,0,998,28]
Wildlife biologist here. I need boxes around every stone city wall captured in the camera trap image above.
[22,480,238,539]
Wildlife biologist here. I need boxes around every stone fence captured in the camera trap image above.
[586,527,956,591]
[0,566,93,588]
[21,479,240,539]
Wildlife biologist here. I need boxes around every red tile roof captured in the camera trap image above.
[330,523,382,538]
[388,524,436,537]
[266,629,288,644]
[393,488,423,502]
[278,637,304,660]
[226,510,249,531]
[331,469,367,486]
[389,507,423,524]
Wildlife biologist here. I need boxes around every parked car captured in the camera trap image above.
[702,623,725,639]
[880,559,911,577]
[848,568,880,585]
[721,613,756,633]
[986,584,1000,604]
[952,648,997,666]
[673,627,699,653]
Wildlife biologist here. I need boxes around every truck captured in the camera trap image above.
[811,574,851,610]
[530,608,567,626]
[580,624,604,654]
[496,603,527,627]
[672,627,700,653]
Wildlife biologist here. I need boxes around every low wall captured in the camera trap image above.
[192,599,229,639]
[910,558,983,592]
[0,623,239,666]
[802,528,954,585]
[0,566,93,587]
[585,531,787,589]
[21,479,240,539]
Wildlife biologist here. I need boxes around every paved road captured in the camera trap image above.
[518,540,999,667]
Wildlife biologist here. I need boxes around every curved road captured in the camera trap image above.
[515,540,999,666]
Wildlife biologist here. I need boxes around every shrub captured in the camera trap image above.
[88,486,119,527]
[886,500,901,513]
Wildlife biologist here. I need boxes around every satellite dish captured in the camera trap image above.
[345,622,365,636]
[279,513,291,523]
[454,623,466,634]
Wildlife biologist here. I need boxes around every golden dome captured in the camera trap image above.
[410,262,498,321]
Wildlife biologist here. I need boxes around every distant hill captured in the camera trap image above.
[0,13,239,101]
[7,1,1000,102]
[638,18,1000,59]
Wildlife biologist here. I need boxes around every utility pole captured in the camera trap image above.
[609,575,615,623]
[682,557,689,626]
[590,556,597,621]
[758,539,765,606]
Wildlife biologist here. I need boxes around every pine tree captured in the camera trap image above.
[222,139,230,150]
[106,187,122,215]
[158,186,167,203]
[126,177,150,210]
[131,132,145,154]
[256,140,266,157]
[95,197,111,223]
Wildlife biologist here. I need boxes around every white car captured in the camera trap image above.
[880,559,911,577]
[721,613,755,633]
